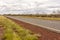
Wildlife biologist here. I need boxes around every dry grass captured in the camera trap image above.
[37,17,60,21]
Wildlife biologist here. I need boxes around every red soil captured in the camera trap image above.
[0,25,4,40]
[8,18,60,40]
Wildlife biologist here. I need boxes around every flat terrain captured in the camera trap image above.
[7,16,60,40]
[7,16,60,33]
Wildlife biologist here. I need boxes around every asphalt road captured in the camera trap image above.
[7,16,60,33]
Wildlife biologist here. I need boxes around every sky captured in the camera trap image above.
[0,0,60,14]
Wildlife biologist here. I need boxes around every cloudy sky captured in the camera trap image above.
[0,0,60,14]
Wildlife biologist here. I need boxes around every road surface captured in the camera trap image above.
[7,16,60,33]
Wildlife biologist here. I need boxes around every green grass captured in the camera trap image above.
[0,16,38,40]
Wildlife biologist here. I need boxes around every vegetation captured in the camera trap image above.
[0,16,38,40]
[3,13,60,17]
[37,17,60,20]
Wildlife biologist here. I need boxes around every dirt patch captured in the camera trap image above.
[7,17,60,40]
[0,25,5,40]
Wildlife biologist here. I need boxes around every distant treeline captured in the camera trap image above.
[3,14,60,17]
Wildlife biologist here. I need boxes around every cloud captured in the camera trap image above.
[0,0,60,14]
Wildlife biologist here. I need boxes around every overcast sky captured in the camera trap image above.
[0,0,60,14]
